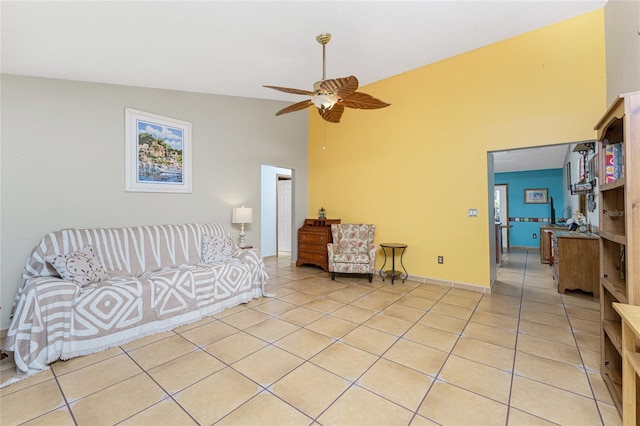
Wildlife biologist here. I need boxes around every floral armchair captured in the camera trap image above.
[327,224,376,282]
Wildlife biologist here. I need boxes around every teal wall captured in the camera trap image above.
[495,169,565,248]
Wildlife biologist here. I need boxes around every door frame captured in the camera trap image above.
[275,174,292,256]
[495,183,510,252]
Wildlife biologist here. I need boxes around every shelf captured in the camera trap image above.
[602,278,628,304]
[603,319,623,356]
[602,368,623,412]
[626,351,640,378]
[600,177,626,191]
[600,230,626,245]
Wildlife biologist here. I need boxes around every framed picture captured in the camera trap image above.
[524,188,548,204]
[566,162,571,190]
[125,108,192,193]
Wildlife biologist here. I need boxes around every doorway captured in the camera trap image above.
[260,165,293,258]
[277,175,292,254]
[494,184,509,252]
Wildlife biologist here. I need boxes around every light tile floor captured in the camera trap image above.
[0,249,622,425]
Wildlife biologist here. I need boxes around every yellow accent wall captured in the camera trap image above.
[308,10,606,288]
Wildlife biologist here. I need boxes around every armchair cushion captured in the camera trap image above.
[332,253,370,264]
[334,224,373,255]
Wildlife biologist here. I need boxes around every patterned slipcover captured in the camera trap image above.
[2,223,268,387]
[327,224,376,282]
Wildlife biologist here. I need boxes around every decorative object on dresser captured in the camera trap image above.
[232,206,253,248]
[596,91,639,417]
[296,219,340,271]
[327,224,376,283]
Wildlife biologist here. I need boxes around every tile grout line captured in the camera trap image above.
[503,249,528,425]
[406,284,487,424]
[558,291,607,425]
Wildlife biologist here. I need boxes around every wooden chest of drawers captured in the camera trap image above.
[296,219,340,271]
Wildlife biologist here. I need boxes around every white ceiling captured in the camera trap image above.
[1,0,606,172]
[492,144,571,173]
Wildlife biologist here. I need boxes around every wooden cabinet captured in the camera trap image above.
[540,225,566,263]
[552,232,599,297]
[597,91,640,416]
[296,219,340,271]
[540,226,553,264]
[540,225,571,264]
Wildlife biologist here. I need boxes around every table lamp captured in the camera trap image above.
[232,206,253,248]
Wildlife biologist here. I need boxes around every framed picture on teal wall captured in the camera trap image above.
[524,188,548,204]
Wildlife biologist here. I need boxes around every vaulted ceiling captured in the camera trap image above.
[1,1,606,171]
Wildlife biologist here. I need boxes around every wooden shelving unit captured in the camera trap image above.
[597,91,640,417]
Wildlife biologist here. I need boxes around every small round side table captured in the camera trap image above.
[380,243,408,284]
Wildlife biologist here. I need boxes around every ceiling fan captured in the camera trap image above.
[264,33,390,123]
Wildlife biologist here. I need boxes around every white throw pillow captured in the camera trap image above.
[45,245,108,287]
[202,234,235,263]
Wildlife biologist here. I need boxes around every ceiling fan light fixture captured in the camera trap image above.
[312,93,337,110]
[264,33,389,122]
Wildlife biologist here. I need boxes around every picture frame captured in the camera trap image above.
[566,162,572,190]
[125,108,192,193]
[524,188,548,204]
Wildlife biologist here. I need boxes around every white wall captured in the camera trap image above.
[604,0,640,103]
[260,165,293,257]
[0,74,309,329]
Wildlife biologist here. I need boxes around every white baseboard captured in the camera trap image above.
[375,269,491,293]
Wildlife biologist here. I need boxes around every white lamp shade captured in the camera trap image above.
[232,206,253,224]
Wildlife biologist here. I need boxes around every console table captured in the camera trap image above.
[296,219,340,271]
[380,243,408,284]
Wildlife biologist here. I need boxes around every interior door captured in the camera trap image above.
[277,177,292,253]
[494,184,509,251]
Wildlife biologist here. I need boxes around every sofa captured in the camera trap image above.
[1,222,268,386]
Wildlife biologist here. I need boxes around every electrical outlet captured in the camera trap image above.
[438,256,444,264]
[532,233,537,239]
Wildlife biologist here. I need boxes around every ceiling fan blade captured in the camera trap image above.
[340,91,390,110]
[319,104,345,123]
[275,99,314,116]
[263,85,316,96]
[319,76,358,97]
